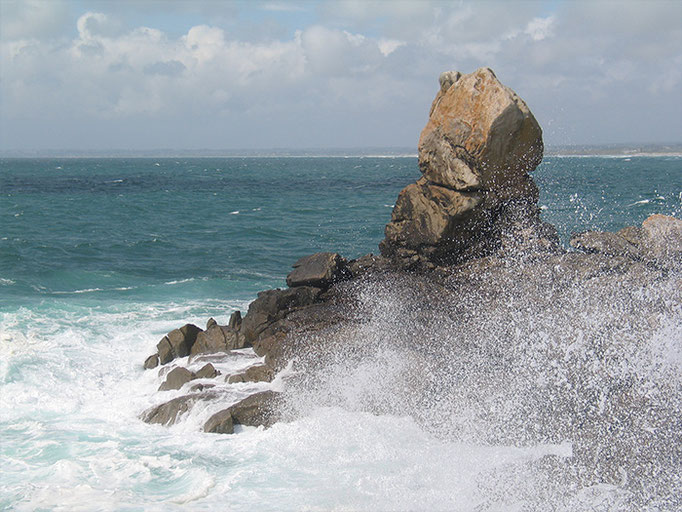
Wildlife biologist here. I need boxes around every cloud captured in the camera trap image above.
[0,0,680,149]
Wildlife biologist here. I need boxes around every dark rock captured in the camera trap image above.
[142,391,218,425]
[190,324,245,357]
[346,253,393,278]
[195,363,219,379]
[570,231,641,259]
[143,354,159,369]
[158,367,194,391]
[156,324,202,365]
[241,286,323,343]
[204,390,282,433]
[227,364,275,384]
[286,252,347,288]
[228,310,242,330]
[189,383,215,392]
[206,317,217,329]
[203,409,234,434]
[230,390,282,427]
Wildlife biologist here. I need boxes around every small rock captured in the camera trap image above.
[228,310,242,330]
[569,231,641,259]
[227,364,274,384]
[143,354,159,369]
[206,317,217,329]
[286,252,347,288]
[190,324,245,357]
[203,409,234,434]
[156,324,203,365]
[142,391,217,426]
[158,367,194,391]
[190,383,215,392]
[640,214,682,266]
[203,390,283,433]
[195,363,219,379]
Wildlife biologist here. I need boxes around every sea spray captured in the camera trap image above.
[278,257,681,509]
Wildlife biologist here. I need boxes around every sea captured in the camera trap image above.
[1,155,680,511]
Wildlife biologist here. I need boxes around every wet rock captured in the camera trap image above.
[158,366,194,391]
[226,364,275,384]
[228,310,242,330]
[346,253,393,278]
[156,324,202,365]
[195,363,219,379]
[639,214,682,266]
[241,286,323,343]
[189,383,215,392]
[569,231,641,259]
[143,354,159,369]
[190,324,245,357]
[204,390,283,433]
[203,409,234,434]
[286,252,347,288]
[142,391,218,426]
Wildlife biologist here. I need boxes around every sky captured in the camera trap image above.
[1,0,681,152]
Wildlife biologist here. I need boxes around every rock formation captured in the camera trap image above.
[380,67,556,267]
[139,68,681,471]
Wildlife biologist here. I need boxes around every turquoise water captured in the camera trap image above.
[1,156,680,510]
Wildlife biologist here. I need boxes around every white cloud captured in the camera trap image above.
[524,16,554,42]
[0,0,680,149]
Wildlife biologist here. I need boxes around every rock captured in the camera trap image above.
[569,231,641,259]
[142,391,218,425]
[382,67,545,266]
[228,310,242,330]
[241,286,323,343]
[190,324,245,357]
[227,364,275,384]
[230,390,281,427]
[639,214,682,266]
[156,324,203,365]
[195,363,219,379]
[286,252,347,288]
[204,391,283,433]
[158,366,194,391]
[143,354,159,369]
[203,409,234,434]
[189,383,215,392]
[346,253,393,278]
[206,317,217,329]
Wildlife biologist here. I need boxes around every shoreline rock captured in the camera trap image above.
[139,68,680,439]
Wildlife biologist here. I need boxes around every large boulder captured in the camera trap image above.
[382,68,546,266]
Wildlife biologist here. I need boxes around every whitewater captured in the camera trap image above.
[1,156,680,510]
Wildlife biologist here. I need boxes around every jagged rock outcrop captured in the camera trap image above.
[381,67,555,267]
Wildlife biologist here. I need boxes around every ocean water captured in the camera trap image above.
[1,155,680,511]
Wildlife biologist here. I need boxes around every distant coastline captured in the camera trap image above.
[1,143,681,159]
